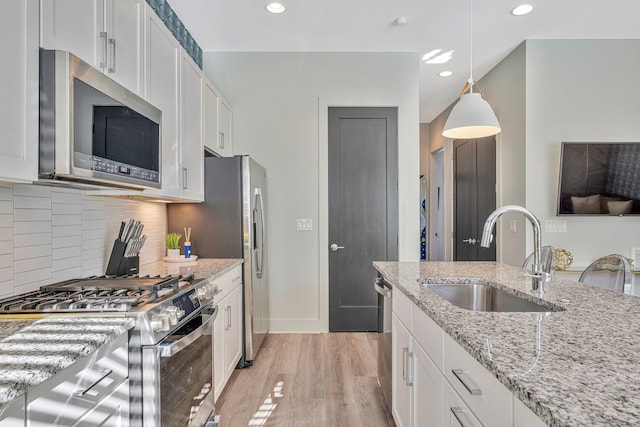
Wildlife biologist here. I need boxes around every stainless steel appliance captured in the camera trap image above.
[39,49,162,190]
[375,276,393,411]
[0,275,221,426]
[167,155,268,367]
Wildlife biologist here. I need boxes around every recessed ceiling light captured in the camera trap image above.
[511,4,534,16]
[438,71,453,77]
[266,2,286,14]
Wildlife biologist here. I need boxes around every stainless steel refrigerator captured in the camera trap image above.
[167,155,268,367]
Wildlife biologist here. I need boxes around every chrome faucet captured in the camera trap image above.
[480,205,549,295]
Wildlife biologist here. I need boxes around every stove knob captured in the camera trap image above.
[176,308,186,319]
[197,287,207,299]
[151,314,170,332]
[165,306,179,325]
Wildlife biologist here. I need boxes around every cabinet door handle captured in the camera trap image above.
[219,131,225,149]
[451,407,476,427]
[225,306,231,330]
[402,347,408,381]
[108,37,116,73]
[73,369,113,397]
[406,351,414,386]
[451,369,483,395]
[183,167,188,189]
[99,31,108,69]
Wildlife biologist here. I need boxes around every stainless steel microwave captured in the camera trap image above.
[39,49,162,189]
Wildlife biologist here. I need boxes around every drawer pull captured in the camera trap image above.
[451,369,482,395]
[451,406,475,427]
[73,369,113,397]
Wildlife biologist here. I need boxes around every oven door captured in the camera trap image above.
[142,304,218,426]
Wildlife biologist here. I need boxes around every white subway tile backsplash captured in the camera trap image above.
[0,242,12,255]
[52,214,81,226]
[14,245,52,260]
[52,226,81,238]
[0,202,12,215]
[0,254,12,269]
[15,256,52,273]
[14,267,52,287]
[52,267,82,282]
[51,256,81,272]
[51,236,79,249]
[14,233,52,248]
[0,184,167,296]
[14,196,50,210]
[52,245,82,260]
[15,222,51,235]
[14,184,51,197]
[14,209,51,221]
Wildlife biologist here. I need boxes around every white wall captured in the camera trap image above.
[480,42,527,267]
[0,184,166,296]
[203,52,420,332]
[525,39,640,269]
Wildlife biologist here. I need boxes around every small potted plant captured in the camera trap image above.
[166,233,182,258]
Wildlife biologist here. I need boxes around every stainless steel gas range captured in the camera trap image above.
[0,274,220,427]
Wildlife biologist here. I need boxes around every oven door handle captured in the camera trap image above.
[159,305,218,358]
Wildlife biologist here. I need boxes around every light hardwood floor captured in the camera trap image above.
[216,333,396,427]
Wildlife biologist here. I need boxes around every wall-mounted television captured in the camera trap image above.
[557,142,640,216]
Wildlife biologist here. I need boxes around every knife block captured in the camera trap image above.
[106,239,140,276]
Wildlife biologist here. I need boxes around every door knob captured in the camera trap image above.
[330,243,344,252]
[462,238,477,245]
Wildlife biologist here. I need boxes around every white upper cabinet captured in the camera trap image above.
[180,51,204,202]
[203,80,220,154]
[203,80,233,157]
[41,0,143,94]
[219,96,233,157]
[0,0,39,183]
[143,5,181,199]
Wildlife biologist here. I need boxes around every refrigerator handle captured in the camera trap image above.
[255,188,265,278]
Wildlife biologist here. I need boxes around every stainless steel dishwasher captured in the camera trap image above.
[374,276,393,411]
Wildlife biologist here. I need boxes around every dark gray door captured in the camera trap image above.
[454,137,496,261]
[328,107,398,332]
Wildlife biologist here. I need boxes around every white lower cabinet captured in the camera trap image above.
[392,289,543,427]
[25,333,129,427]
[392,313,442,427]
[213,267,244,401]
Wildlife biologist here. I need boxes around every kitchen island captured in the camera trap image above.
[374,261,640,426]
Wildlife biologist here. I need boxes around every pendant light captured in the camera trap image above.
[442,0,501,139]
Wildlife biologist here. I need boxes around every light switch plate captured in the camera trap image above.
[296,219,313,231]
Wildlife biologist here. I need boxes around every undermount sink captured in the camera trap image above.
[426,282,560,312]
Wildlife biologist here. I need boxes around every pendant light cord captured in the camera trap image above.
[469,0,474,93]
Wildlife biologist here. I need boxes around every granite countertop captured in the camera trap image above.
[373,261,640,427]
[0,317,135,408]
[138,258,242,280]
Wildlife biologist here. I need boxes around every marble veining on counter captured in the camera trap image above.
[373,261,640,427]
[0,317,134,408]
[139,258,242,280]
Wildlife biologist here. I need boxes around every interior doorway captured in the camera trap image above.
[453,137,496,261]
[327,107,398,332]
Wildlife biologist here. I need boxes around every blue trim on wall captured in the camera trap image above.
[146,0,203,68]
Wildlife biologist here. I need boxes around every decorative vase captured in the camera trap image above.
[167,248,180,258]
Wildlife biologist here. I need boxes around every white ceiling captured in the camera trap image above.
[167,0,640,123]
